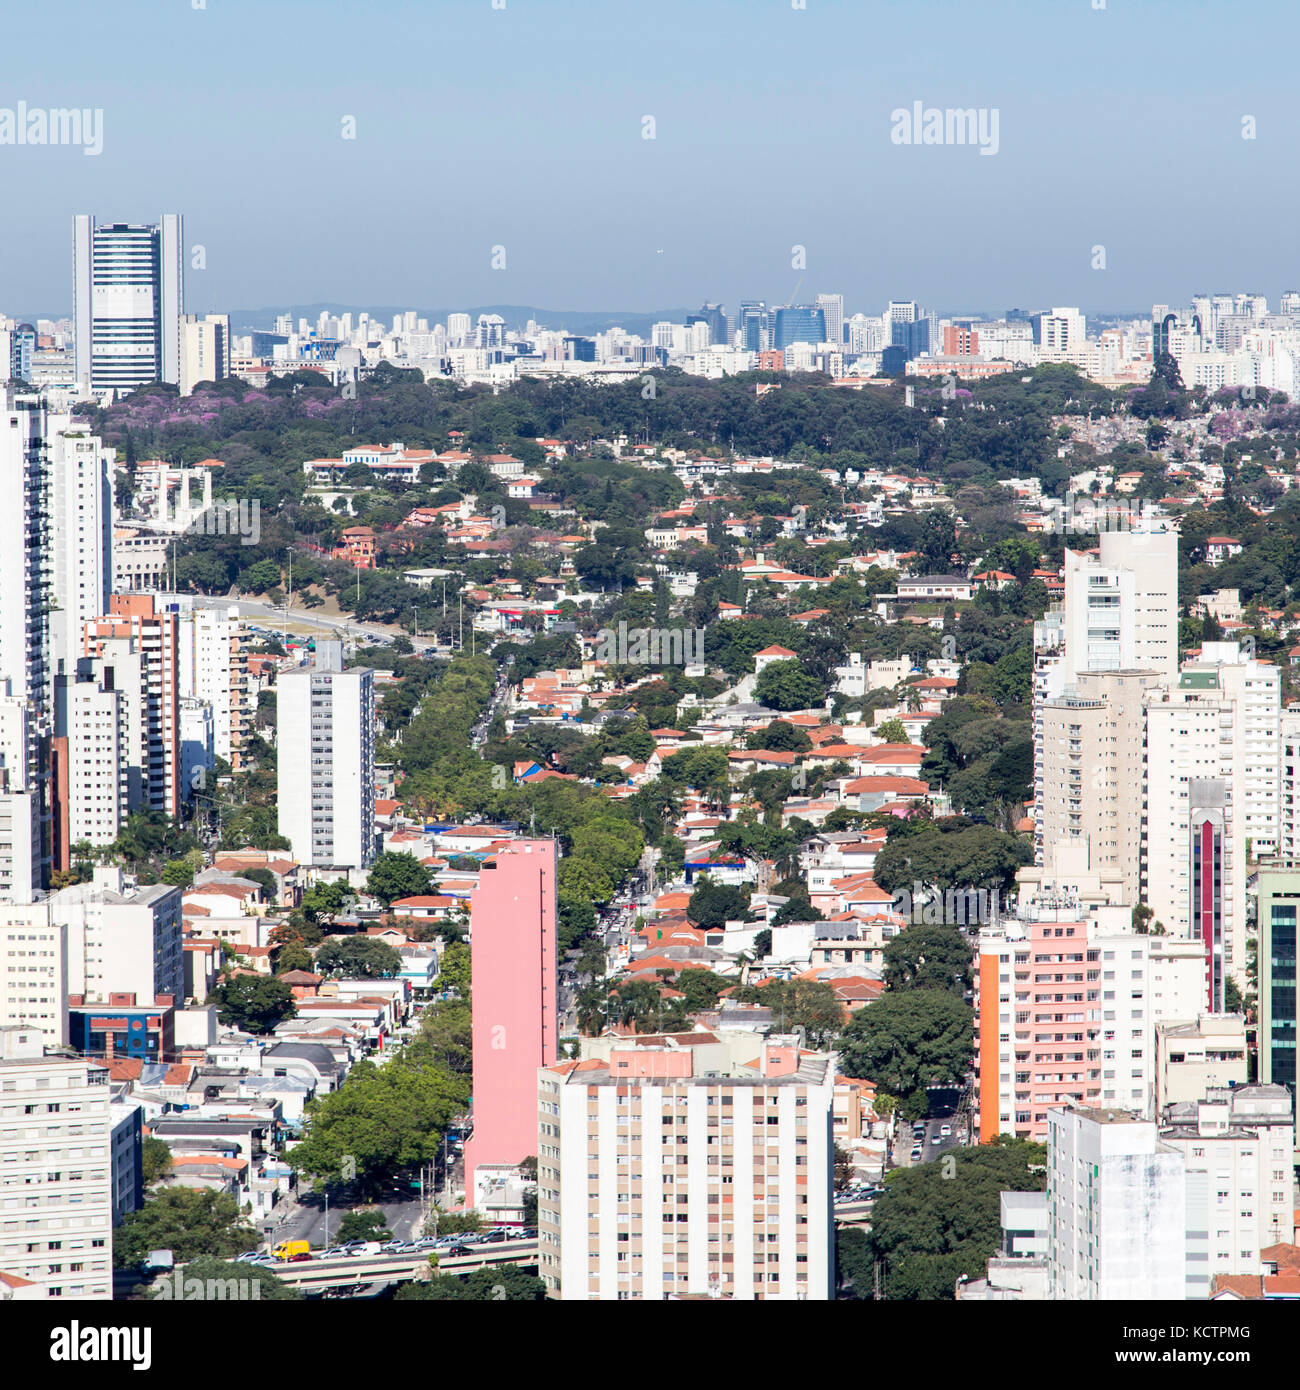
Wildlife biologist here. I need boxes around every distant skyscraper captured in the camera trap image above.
[890,317,932,361]
[72,215,182,392]
[447,313,471,346]
[815,293,844,345]
[686,303,727,346]
[737,301,767,351]
[773,305,826,350]
[179,313,230,395]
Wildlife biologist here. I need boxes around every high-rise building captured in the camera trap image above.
[0,1026,115,1298]
[1038,670,1161,903]
[772,306,827,350]
[0,390,53,725]
[1182,641,1281,859]
[686,303,727,346]
[1253,863,1300,1090]
[179,312,230,395]
[52,667,126,850]
[1160,1083,1295,1298]
[0,868,182,1023]
[1143,683,1245,1002]
[173,600,251,770]
[538,1030,835,1301]
[972,842,1205,1141]
[1046,1105,1186,1301]
[943,325,981,356]
[466,838,558,1207]
[0,319,36,383]
[1036,307,1086,353]
[48,422,112,693]
[0,912,68,1043]
[72,215,182,392]
[1033,524,1179,859]
[736,302,767,352]
[276,641,375,869]
[0,684,42,905]
[814,293,844,345]
[81,595,181,821]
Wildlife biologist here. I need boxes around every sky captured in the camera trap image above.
[2,0,1296,322]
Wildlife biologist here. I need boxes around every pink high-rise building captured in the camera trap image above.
[464,838,559,1207]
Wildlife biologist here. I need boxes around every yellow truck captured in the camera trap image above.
[272,1239,311,1262]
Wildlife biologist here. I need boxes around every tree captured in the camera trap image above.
[746,719,812,752]
[336,1209,390,1243]
[687,879,750,929]
[882,923,973,997]
[315,936,404,978]
[366,851,434,906]
[438,941,471,996]
[289,1055,469,1190]
[875,718,910,744]
[210,974,296,1034]
[836,990,974,1115]
[673,967,729,1011]
[302,878,357,921]
[871,820,1030,897]
[115,1188,258,1268]
[395,1264,547,1300]
[142,1136,173,1184]
[772,894,824,927]
[403,998,472,1075]
[159,858,196,888]
[150,1255,301,1300]
[745,977,844,1046]
[273,942,314,975]
[866,1139,1046,1299]
[755,659,827,712]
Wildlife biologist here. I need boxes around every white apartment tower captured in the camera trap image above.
[1033,525,1179,862]
[1160,1084,1295,1299]
[53,670,126,848]
[1143,678,1246,1004]
[179,312,230,396]
[538,1032,835,1301]
[0,1026,114,1299]
[47,421,111,690]
[73,215,183,392]
[1184,641,1281,859]
[815,293,845,345]
[276,641,376,870]
[1046,1105,1187,1300]
[1038,307,1086,354]
[174,600,251,769]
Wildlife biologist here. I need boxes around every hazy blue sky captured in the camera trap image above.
[2,0,1294,320]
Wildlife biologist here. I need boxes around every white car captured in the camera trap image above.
[939,1124,952,1137]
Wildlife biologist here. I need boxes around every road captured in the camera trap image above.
[185,593,449,653]
[260,1189,430,1252]
[892,1088,969,1170]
